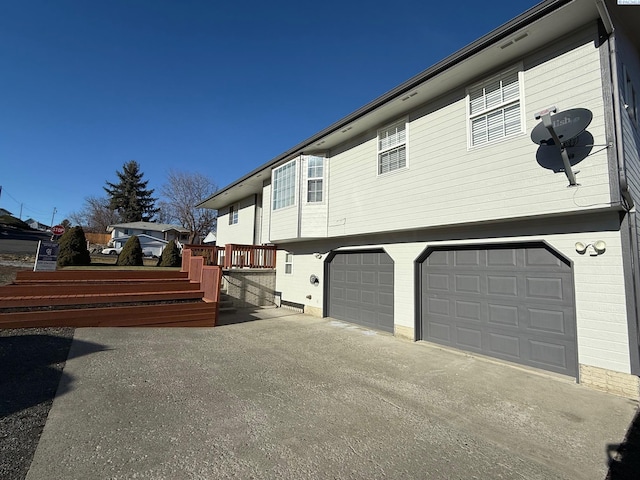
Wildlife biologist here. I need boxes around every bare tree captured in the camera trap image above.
[69,196,121,233]
[160,170,218,243]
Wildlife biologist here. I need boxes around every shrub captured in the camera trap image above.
[57,226,91,267]
[157,240,181,267]
[116,235,144,266]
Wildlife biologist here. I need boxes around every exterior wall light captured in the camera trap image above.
[575,241,606,255]
[314,253,323,259]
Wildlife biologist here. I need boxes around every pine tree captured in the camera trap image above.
[116,235,144,266]
[157,240,182,267]
[104,161,159,222]
[57,226,91,267]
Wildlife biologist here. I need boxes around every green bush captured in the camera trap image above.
[157,240,182,267]
[57,226,91,267]
[116,235,144,266]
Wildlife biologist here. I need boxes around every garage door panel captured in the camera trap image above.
[488,304,519,326]
[361,271,376,284]
[328,251,394,333]
[529,340,569,369]
[455,250,481,266]
[488,332,521,359]
[361,290,376,304]
[487,249,517,266]
[345,288,360,302]
[526,277,564,300]
[528,308,567,334]
[426,296,450,316]
[427,273,449,291]
[331,287,345,301]
[421,245,577,377]
[378,272,394,287]
[429,322,452,342]
[487,275,518,296]
[455,300,482,321]
[456,327,483,349]
[455,274,481,293]
[426,251,449,266]
[526,248,564,268]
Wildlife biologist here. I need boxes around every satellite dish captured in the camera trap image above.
[531,108,592,146]
[536,131,593,172]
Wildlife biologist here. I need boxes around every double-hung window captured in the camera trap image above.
[228,205,238,225]
[272,160,296,210]
[307,156,324,202]
[468,68,522,147]
[284,253,293,274]
[378,119,407,174]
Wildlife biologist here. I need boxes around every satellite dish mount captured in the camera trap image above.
[531,106,593,187]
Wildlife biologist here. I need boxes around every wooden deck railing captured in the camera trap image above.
[183,244,276,269]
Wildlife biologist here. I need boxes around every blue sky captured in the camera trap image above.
[1,0,538,226]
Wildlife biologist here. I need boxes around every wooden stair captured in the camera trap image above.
[0,268,222,328]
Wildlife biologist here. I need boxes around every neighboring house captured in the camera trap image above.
[203,232,217,244]
[0,208,13,217]
[197,0,640,397]
[107,222,191,245]
[24,218,49,231]
[109,233,169,258]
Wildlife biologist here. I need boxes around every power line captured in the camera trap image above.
[0,186,50,216]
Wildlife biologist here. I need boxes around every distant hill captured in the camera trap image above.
[0,215,33,230]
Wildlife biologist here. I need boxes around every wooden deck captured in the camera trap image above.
[0,267,222,328]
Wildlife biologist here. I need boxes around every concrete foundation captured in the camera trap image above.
[223,269,276,308]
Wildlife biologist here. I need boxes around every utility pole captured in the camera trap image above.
[50,207,57,228]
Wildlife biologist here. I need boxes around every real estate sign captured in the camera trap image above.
[34,240,59,271]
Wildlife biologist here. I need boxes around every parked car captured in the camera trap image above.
[101,247,158,258]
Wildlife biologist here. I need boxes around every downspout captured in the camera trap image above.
[602,9,640,373]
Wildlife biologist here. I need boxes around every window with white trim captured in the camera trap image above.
[378,119,407,174]
[623,65,638,128]
[228,205,238,225]
[307,156,324,202]
[468,68,522,146]
[272,160,296,210]
[284,253,293,274]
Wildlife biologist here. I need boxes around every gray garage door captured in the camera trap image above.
[420,245,577,377]
[328,251,394,333]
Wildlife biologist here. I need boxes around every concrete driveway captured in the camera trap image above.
[26,308,638,479]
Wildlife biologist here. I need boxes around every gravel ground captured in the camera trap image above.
[0,327,75,480]
[1,261,76,480]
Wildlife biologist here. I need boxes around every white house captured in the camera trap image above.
[107,221,191,244]
[198,0,640,398]
[106,221,191,256]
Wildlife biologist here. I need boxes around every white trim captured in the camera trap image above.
[377,117,409,176]
[272,159,297,210]
[466,65,525,149]
[284,252,293,274]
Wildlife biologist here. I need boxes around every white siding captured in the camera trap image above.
[300,155,329,238]
[261,183,272,244]
[326,27,611,238]
[275,249,325,311]
[215,196,257,246]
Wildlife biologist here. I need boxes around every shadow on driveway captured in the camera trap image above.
[607,407,640,480]
[0,330,108,416]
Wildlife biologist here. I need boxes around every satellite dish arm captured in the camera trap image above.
[541,113,578,186]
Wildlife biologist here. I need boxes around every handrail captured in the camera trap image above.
[183,243,276,269]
